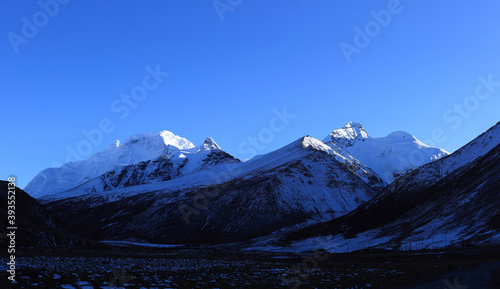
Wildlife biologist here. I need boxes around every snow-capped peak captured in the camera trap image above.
[322,123,449,184]
[385,131,416,140]
[324,122,369,147]
[25,130,203,198]
[301,136,336,155]
[202,137,221,151]
[122,130,195,151]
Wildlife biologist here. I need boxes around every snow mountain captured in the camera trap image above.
[25,122,454,246]
[323,122,449,183]
[42,135,386,244]
[282,121,500,251]
[25,131,233,198]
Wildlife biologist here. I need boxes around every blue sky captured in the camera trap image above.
[2,0,500,188]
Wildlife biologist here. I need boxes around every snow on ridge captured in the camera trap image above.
[201,137,221,151]
[384,131,416,140]
[300,136,360,166]
[322,123,450,184]
[301,136,336,155]
[416,121,500,180]
[25,130,220,198]
[121,130,195,150]
[228,136,359,183]
[240,136,318,176]
[323,121,369,145]
[159,130,195,149]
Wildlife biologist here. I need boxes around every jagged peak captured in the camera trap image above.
[346,121,363,128]
[202,137,221,151]
[122,130,195,150]
[336,121,369,139]
[301,136,336,156]
[323,121,369,147]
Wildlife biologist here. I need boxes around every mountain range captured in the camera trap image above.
[16,121,499,250]
[26,122,447,199]
[280,121,500,251]
[323,122,449,183]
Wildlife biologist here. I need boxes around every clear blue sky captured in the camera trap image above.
[2,0,500,188]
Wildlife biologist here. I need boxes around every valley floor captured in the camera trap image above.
[1,246,500,288]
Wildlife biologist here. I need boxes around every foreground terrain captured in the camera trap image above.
[2,245,500,288]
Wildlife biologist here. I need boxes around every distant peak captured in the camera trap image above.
[345,121,363,128]
[385,131,416,140]
[323,121,369,147]
[342,122,367,134]
[301,136,335,155]
[105,140,120,150]
[339,121,368,135]
[159,131,195,149]
[202,137,221,151]
[123,130,195,150]
[301,135,314,144]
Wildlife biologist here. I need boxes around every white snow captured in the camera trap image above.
[25,131,220,198]
[40,161,241,202]
[389,121,500,190]
[425,122,500,180]
[329,121,369,144]
[286,231,394,253]
[39,134,381,228]
[323,122,450,183]
[301,136,337,155]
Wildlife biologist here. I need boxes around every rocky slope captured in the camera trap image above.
[0,180,99,249]
[25,132,235,198]
[281,122,500,251]
[43,136,386,244]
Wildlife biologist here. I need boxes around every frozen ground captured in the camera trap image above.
[2,252,290,288]
[2,246,499,288]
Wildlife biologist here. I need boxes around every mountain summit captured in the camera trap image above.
[326,121,369,147]
[24,131,224,198]
[22,123,468,246]
[201,137,221,151]
[283,121,500,251]
[323,122,449,183]
[42,134,385,244]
